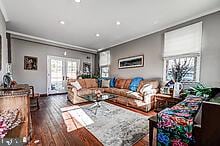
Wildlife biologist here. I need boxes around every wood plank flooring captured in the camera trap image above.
[29,95,157,146]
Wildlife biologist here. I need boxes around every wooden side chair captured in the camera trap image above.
[29,85,40,111]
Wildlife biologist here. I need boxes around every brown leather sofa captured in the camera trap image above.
[67,78,160,112]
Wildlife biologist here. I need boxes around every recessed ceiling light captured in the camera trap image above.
[116,21,121,25]
[75,0,81,3]
[59,21,65,25]
[96,33,100,37]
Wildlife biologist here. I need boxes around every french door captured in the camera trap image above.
[47,56,80,95]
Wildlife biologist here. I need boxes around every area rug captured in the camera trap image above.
[61,102,149,146]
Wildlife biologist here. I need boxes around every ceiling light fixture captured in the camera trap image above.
[59,21,65,25]
[116,21,121,25]
[96,33,100,37]
[75,0,81,3]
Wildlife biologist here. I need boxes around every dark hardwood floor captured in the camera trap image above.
[29,95,157,146]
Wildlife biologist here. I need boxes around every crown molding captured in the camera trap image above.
[102,8,220,50]
[7,30,97,53]
[0,1,9,22]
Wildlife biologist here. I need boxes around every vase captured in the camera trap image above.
[173,82,183,97]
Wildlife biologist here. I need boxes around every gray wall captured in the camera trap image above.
[11,39,96,94]
[0,11,7,84]
[109,11,220,87]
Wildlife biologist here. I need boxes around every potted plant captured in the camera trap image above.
[190,83,212,100]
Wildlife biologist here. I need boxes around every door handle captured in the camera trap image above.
[63,76,65,81]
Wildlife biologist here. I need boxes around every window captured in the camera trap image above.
[99,50,110,78]
[163,22,202,82]
[100,66,109,78]
[164,56,200,82]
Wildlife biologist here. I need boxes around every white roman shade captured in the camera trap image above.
[99,50,110,66]
[164,22,202,57]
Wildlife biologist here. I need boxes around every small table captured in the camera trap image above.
[149,116,157,146]
[80,93,117,115]
[154,94,182,112]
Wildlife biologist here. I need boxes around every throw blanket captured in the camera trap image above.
[157,96,202,146]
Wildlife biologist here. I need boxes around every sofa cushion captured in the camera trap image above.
[124,79,132,89]
[137,80,159,92]
[90,88,105,93]
[126,92,144,100]
[129,77,144,92]
[104,88,129,97]
[77,89,93,96]
[115,79,126,89]
[78,79,86,88]
[84,79,98,88]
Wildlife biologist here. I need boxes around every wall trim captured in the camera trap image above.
[0,1,9,22]
[100,8,220,51]
[7,30,98,54]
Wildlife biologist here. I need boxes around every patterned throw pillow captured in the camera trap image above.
[71,81,82,90]
[102,79,110,88]
[140,84,153,95]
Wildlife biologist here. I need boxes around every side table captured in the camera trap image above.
[154,94,182,112]
[148,115,157,146]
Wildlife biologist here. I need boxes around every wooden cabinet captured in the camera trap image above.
[0,84,32,144]
[154,94,182,112]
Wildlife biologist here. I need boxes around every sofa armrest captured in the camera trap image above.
[143,94,155,103]
[67,85,73,90]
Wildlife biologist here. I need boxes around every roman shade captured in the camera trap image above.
[164,22,202,57]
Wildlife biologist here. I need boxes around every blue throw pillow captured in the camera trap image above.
[129,77,144,92]
[110,77,116,87]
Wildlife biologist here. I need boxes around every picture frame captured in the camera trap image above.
[83,62,91,74]
[24,56,38,70]
[118,55,144,69]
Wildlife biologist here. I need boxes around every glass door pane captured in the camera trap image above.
[67,61,77,79]
[48,57,66,94]
[47,56,80,94]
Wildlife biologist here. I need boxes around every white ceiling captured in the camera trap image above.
[2,0,220,51]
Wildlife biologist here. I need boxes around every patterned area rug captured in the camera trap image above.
[61,102,149,146]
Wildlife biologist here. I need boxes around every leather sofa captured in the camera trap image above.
[67,78,160,112]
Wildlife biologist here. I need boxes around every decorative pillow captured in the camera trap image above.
[124,79,132,89]
[71,81,82,90]
[115,79,126,89]
[129,77,144,92]
[110,77,116,87]
[140,84,153,95]
[102,79,110,88]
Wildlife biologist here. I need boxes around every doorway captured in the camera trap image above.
[47,56,80,95]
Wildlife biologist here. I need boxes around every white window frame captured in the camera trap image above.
[100,65,110,78]
[163,55,200,83]
[163,22,202,83]
[99,50,111,78]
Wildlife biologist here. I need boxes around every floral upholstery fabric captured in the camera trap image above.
[157,96,202,146]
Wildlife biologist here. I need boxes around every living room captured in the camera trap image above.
[0,0,220,146]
